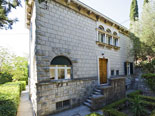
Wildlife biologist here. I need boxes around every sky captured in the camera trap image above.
[0,0,144,57]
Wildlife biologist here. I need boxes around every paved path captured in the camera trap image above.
[51,105,103,116]
[17,86,33,116]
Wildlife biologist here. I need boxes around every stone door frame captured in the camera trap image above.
[97,56,109,85]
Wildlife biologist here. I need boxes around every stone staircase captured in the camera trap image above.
[83,84,110,110]
[83,77,126,110]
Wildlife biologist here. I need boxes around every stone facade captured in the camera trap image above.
[36,78,97,115]
[26,0,133,115]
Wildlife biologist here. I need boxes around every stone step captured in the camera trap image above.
[94,89,101,92]
[98,85,112,89]
[93,91,101,95]
[91,94,104,99]
[86,99,92,104]
[83,101,91,108]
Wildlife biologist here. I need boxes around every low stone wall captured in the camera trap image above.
[108,77,126,103]
[91,77,126,110]
[36,78,97,116]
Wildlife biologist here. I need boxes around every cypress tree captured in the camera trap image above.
[143,0,149,6]
[130,0,139,22]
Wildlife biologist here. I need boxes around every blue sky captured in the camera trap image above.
[0,0,144,56]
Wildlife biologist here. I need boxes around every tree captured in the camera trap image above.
[139,1,155,56]
[130,0,139,22]
[143,0,149,6]
[0,0,21,29]
[12,56,28,83]
[0,47,14,84]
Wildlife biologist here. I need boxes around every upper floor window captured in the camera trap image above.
[107,35,112,45]
[50,56,72,80]
[98,25,106,43]
[113,32,118,36]
[113,38,118,46]
[106,29,112,45]
[99,25,104,30]
[98,33,105,43]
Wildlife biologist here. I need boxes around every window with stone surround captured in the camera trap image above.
[107,35,112,45]
[98,25,106,43]
[106,29,112,45]
[50,56,72,80]
[113,38,118,46]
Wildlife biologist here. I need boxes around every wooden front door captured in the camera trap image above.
[99,58,107,84]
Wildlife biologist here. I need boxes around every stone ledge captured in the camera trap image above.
[109,76,126,81]
[36,77,97,85]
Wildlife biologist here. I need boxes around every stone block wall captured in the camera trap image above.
[34,0,133,83]
[36,78,97,116]
[91,77,126,110]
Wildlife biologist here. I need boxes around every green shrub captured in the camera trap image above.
[142,73,155,92]
[151,110,155,116]
[103,98,129,110]
[139,95,155,102]
[103,108,127,116]
[5,81,26,92]
[141,59,155,73]
[130,96,147,116]
[142,100,155,110]
[86,112,103,116]
[0,83,21,116]
[127,90,142,98]
[0,72,13,84]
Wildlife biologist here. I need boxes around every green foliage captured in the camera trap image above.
[143,0,149,6]
[103,98,129,116]
[86,112,103,116]
[103,108,127,116]
[140,59,155,73]
[130,0,139,22]
[0,0,21,29]
[130,96,147,116]
[103,91,155,116]
[142,73,155,92]
[129,33,141,63]
[127,90,142,98]
[0,83,21,116]
[151,110,155,116]
[12,57,28,84]
[0,47,28,84]
[139,2,155,54]
[6,81,26,92]
[103,98,129,110]
[0,72,13,84]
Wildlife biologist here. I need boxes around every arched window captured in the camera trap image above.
[98,25,105,43]
[50,56,72,80]
[98,25,104,30]
[113,32,117,36]
[106,29,112,45]
[106,29,111,33]
[113,32,118,46]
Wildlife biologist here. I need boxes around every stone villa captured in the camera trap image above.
[26,0,134,115]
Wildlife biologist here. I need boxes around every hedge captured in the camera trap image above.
[5,81,26,92]
[0,81,25,116]
[103,98,129,109]
[103,98,129,116]
[127,90,142,98]
[151,110,155,116]
[103,108,127,116]
[86,112,103,116]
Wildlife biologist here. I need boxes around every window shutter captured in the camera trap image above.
[130,62,133,74]
[124,62,127,75]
